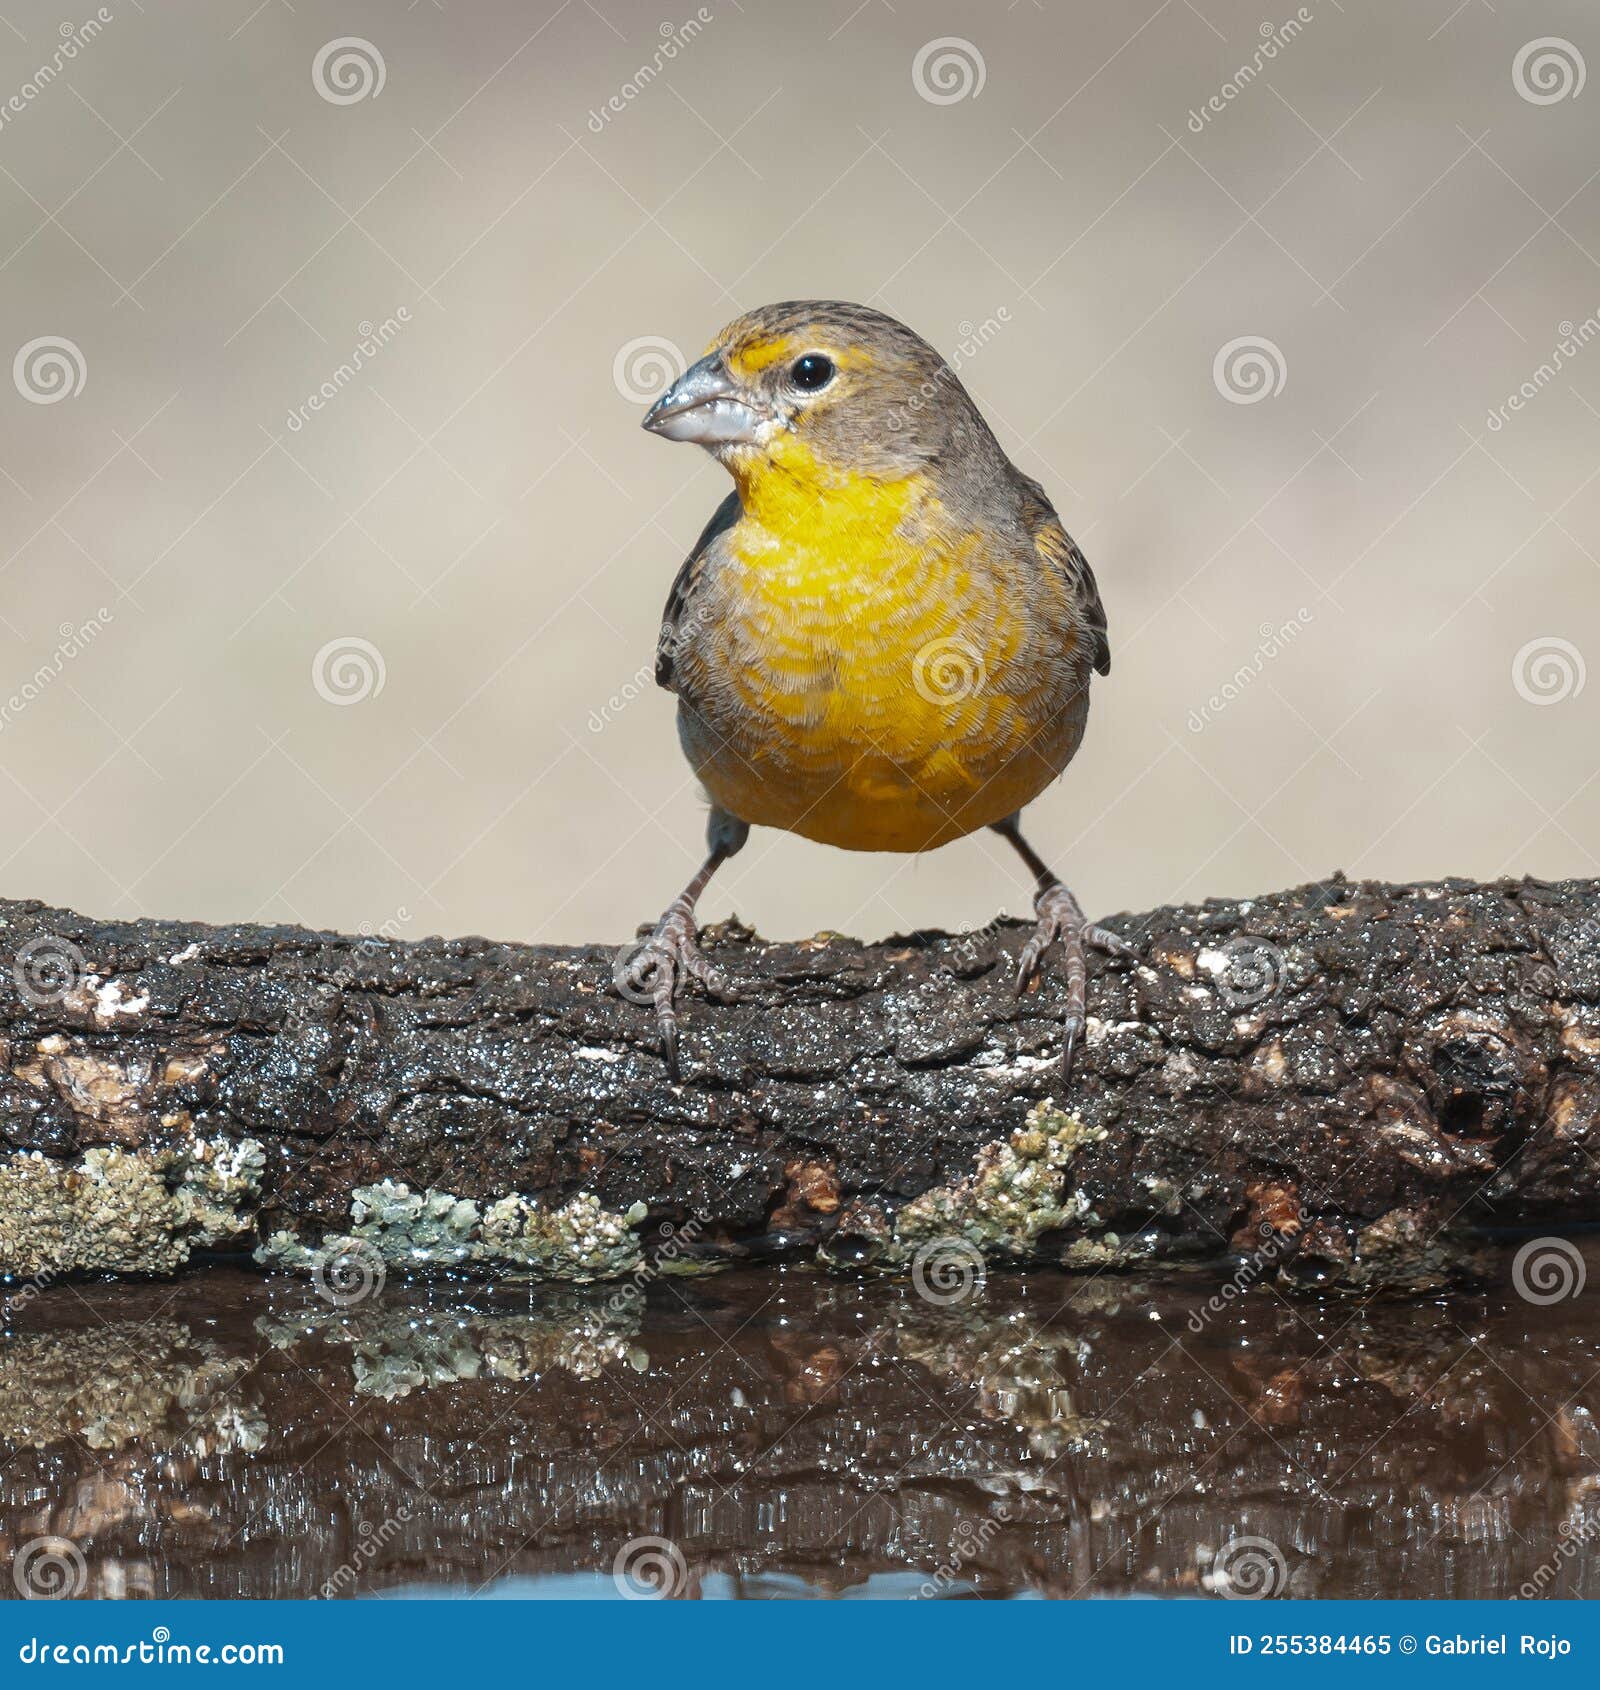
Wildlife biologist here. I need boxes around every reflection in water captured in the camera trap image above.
[0,1246,1597,1599]
[255,1298,650,1398]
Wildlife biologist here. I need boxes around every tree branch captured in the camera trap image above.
[0,874,1592,1291]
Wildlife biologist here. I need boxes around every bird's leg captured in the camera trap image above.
[992,815,1137,1078]
[621,809,748,1076]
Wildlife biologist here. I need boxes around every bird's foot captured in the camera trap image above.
[618,896,736,1076]
[1011,883,1138,1078]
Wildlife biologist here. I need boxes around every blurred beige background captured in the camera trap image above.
[0,0,1595,949]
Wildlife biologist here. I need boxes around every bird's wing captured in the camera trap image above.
[1018,475,1110,677]
[656,490,740,692]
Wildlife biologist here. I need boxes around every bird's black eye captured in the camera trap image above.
[790,353,835,391]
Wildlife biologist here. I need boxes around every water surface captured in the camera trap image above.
[1,1244,1595,1599]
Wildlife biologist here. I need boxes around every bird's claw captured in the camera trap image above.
[621,900,736,1077]
[1010,895,1137,994]
[1009,886,1078,994]
[1010,885,1137,1079]
[1085,922,1139,959]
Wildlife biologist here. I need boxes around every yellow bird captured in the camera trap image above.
[625,300,1132,1075]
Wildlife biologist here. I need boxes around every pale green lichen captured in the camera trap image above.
[257,1179,650,1284]
[480,1190,648,1279]
[0,1136,263,1278]
[827,1101,1109,1272]
[894,1101,1107,1257]
[1058,1230,1161,1269]
[351,1180,481,1269]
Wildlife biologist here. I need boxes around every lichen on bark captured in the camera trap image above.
[258,1178,650,1283]
[0,1136,262,1277]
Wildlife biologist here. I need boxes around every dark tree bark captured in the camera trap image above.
[0,874,1593,1289]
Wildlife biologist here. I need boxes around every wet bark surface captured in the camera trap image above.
[0,1252,1596,1600]
[0,874,1595,1283]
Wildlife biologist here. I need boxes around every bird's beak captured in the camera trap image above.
[642,354,767,446]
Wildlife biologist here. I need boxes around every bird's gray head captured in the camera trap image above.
[642,300,1003,482]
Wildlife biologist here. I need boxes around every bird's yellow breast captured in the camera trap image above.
[680,437,1074,852]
